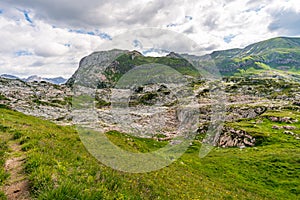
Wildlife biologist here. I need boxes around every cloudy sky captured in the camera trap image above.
[0,0,300,78]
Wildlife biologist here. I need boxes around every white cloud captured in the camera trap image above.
[0,0,299,78]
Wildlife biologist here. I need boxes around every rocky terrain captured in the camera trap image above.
[1,37,300,148]
[0,78,72,120]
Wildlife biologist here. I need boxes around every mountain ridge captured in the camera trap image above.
[67,36,300,88]
[0,74,67,85]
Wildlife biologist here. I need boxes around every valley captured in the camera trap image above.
[0,36,300,199]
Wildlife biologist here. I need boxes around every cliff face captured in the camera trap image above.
[66,49,128,88]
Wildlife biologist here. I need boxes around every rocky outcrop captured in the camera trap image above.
[66,49,128,88]
[272,125,296,130]
[268,116,298,123]
[218,127,255,148]
[226,106,267,121]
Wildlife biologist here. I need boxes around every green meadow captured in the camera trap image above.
[0,106,299,199]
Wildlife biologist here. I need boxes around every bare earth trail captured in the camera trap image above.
[3,142,30,200]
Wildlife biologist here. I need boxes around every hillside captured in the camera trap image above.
[0,106,299,199]
[210,37,300,75]
[66,49,199,88]
[0,36,300,199]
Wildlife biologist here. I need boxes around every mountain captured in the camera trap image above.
[0,74,20,80]
[209,37,300,75]
[66,49,199,88]
[67,37,300,88]
[44,77,67,85]
[23,75,67,85]
[0,74,67,85]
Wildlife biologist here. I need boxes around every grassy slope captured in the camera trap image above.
[211,37,300,76]
[103,54,199,86]
[0,123,9,199]
[0,107,299,199]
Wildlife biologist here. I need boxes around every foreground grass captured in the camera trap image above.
[0,122,9,200]
[0,107,299,199]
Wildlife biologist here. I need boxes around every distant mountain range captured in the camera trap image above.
[0,74,67,85]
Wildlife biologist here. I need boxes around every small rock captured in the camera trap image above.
[283,131,294,135]
[158,137,171,141]
[283,125,296,130]
[270,117,279,122]
[244,138,255,146]
[272,125,281,129]
[170,140,182,145]
[281,117,291,123]
[293,101,300,106]
[256,120,263,124]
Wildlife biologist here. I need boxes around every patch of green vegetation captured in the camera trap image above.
[106,131,168,153]
[33,97,71,108]
[233,55,254,63]
[50,99,69,106]
[0,140,9,186]
[255,62,271,70]
[0,94,9,101]
[0,191,7,200]
[0,107,299,199]
[32,99,57,107]
[139,92,158,105]
[12,130,22,140]
[0,124,9,190]
[71,95,94,109]
[227,109,300,145]
[0,104,10,109]
[95,99,111,108]
[100,53,200,88]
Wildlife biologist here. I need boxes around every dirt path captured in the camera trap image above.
[3,143,30,200]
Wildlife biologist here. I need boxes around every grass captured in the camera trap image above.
[0,141,9,186]
[0,106,299,199]
[0,94,9,101]
[0,124,9,200]
[100,53,200,88]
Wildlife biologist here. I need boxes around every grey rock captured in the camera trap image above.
[283,125,296,130]
[272,125,281,129]
[218,127,255,148]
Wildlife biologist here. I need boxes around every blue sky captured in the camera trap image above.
[0,0,299,78]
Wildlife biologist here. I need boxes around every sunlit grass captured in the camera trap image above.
[0,107,299,199]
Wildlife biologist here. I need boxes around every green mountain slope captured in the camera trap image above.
[67,50,199,89]
[210,37,300,75]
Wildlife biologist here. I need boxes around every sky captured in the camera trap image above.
[0,0,300,78]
